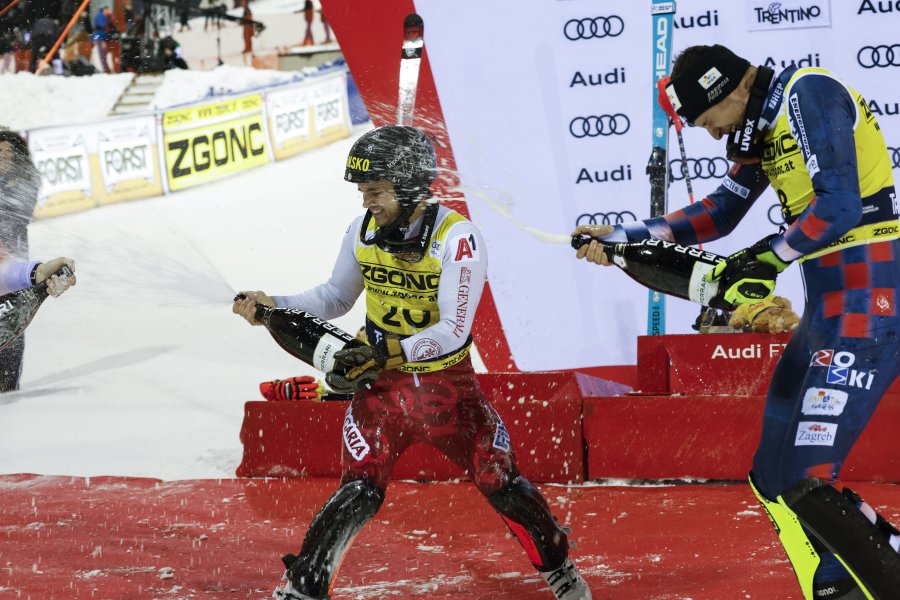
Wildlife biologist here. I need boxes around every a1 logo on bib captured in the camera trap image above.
[452,234,479,263]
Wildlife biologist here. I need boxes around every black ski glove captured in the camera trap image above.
[325,336,405,394]
[706,234,791,309]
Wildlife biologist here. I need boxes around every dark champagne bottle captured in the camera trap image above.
[572,235,732,308]
[236,294,363,375]
[0,265,74,350]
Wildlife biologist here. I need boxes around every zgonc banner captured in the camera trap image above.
[28,115,164,219]
[25,70,353,217]
[161,93,272,192]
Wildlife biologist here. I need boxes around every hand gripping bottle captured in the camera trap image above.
[572,235,733,309]
[0,265,74,350]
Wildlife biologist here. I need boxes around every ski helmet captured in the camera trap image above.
[344,125,437,205]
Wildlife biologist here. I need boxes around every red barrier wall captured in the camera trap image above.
[238,372,588,483]
[584,394,900,482]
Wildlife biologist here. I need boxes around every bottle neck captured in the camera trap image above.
[254,304,273,326]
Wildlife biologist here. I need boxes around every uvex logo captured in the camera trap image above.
[346,155,370,171]
[740,119,756,152]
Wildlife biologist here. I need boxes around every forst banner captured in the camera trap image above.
[409,0,899,370]
[161,94,273,192]
[28,115,164,219]
[265,71,352,161]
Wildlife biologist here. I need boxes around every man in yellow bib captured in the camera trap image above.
[575,45,899,599]
[234,126,591,600]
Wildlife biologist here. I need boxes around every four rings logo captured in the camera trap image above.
[670,157,729,181]
[564,16,625,40]
[570,114,630,138]
[889,147,900,169]
[575,211,637,226]
[858,45,900,68]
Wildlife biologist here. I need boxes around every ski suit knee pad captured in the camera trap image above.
[487,475,569,571]
[781,477,900,600]
[285,479,385,599]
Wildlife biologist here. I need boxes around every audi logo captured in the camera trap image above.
[768,204,786,227]
[564,16,625,40]
[575,211,637,226]
[570,114,630,138]
[857,45,900,68]
[889,147,900,169]
[670,157,729,181]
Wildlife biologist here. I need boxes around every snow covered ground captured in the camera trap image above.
[0,1,369,480]
[0,125,371,480]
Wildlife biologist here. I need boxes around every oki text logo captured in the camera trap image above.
[809,349,875,389]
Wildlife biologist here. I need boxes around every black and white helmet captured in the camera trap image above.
[344,125,437,205]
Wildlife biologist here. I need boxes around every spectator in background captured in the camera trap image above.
[0,31,13,73]
[320,6,330,44]
[177,0,191,32]
[158,35,187,70]
[28,16,61,74]
[63,10,93,74]
[301,0,313,46]
[0,130,77,391]
[91,6,115,73]
[241,1,253,55]
[200,0,217,32]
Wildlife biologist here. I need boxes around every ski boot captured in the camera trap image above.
[540,558,592,600]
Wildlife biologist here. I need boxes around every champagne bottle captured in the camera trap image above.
[236,294,363,375]
[571,235,732,309]
[0,265,74,350]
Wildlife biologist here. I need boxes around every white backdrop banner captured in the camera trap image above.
[414,0,900,370]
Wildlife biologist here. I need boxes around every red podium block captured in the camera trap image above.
[584,394,900,482]
[636,332,899,396]
[636,332,792,396]
[237,373,591,482]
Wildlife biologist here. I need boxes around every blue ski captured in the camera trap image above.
[646,0,676,335]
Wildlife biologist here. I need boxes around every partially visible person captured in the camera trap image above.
[62,10,93,72]
[201,0,218,32]
[91,6,115,73]
[241,1,252,55]
[574,44,900,599]
[158,35,187,70]
[234,126,591,600]
[28,16,61,74]
[0,130,77,391]
[0,30,13,73]
[177,0,191,32]
[320,7,330,44]
[300,0,313,46]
